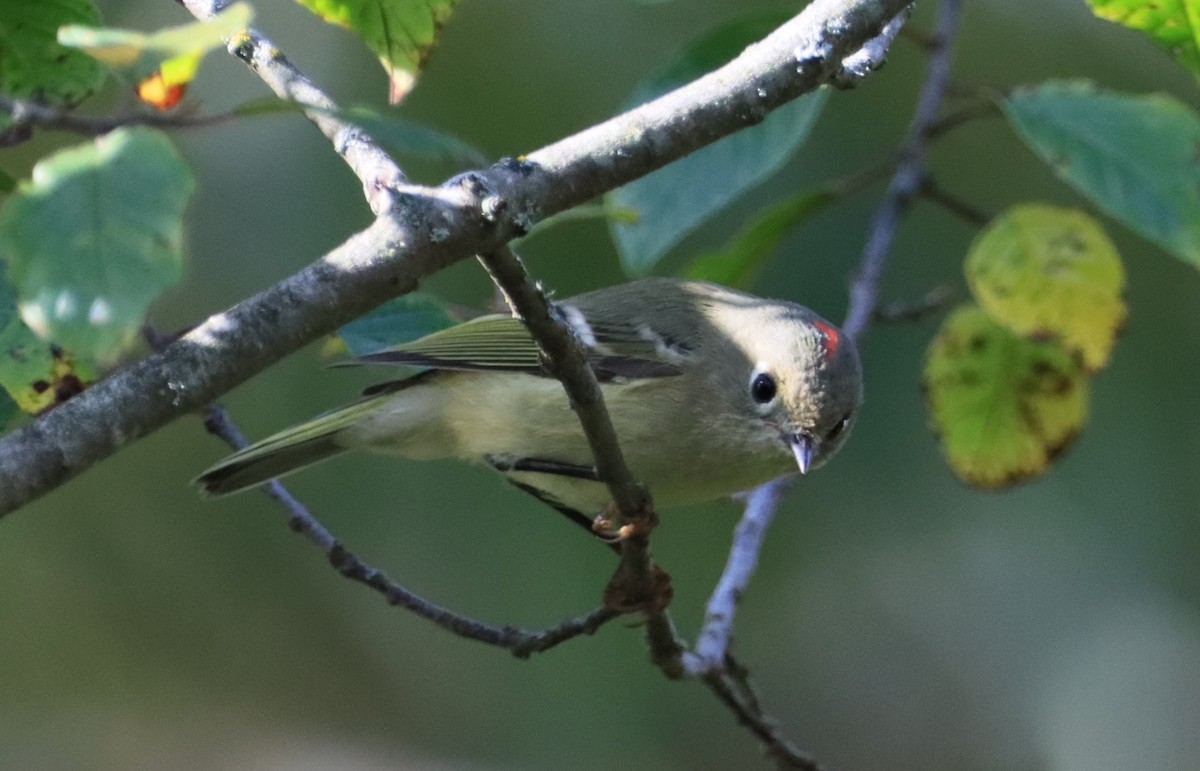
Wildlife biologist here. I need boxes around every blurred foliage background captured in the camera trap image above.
[2,0,1200,769]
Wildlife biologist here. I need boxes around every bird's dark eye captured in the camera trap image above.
[826,414,851,442]
[750,372,777,404]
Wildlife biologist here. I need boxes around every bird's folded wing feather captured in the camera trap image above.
[336,313,683,380]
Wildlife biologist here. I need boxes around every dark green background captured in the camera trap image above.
[2,1,1199,769]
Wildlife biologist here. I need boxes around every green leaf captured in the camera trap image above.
[1002,82,1200,268]
[0,0,106,115]
[338,292,457,357]
[965,205,1126,372]
[1086,0,1200,74]
[924,304,1088,488]
[0,274,90,414]
[291,0,461,103]
[682,189,835,288]
[607,13,829,275]
[0,128,194,365]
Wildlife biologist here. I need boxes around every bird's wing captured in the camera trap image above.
[337,312,683,380]
[338,315,543,373]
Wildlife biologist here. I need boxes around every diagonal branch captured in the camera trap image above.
[474,247,650,524]
[475,245,680,667]
[179,0,407,212]
[683,477,792,676]
[705,662,824,771]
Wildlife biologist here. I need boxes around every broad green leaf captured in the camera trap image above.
[291,0,461,103]
[0,0,106,115]
[0,275,90,413]
[1086,0,1200,74]
[924,304,1088,488]
[966,205,1125,372]
[682,189,835,288]
[58,2,252,108]
[607,13,829,275]
[1002,82,1200,268]
[0,128,194,365]
[338,292,457,356]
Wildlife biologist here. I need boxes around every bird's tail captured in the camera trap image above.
[194,397,386,497]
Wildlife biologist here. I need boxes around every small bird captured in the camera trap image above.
[196,278,863,532]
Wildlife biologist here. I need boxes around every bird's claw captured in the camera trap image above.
[591,503,655,542]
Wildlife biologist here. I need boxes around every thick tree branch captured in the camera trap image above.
[0,0,912,521]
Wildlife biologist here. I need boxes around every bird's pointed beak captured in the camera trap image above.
[788,432,815,475]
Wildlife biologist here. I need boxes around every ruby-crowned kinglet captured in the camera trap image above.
[196,278,863,526]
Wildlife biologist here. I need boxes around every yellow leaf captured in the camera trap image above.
[966,204,1126,371]
[924,304,1088,488]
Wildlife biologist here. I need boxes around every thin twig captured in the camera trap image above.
[923,99,1001,142]
[919,177,992,226]
[203,400,620,653]
[0,95,233,144]
[178,0,407,213]
[843,0,964,344]
[684,477,791,676]
[703,669,823,771]
[872,284,957,324]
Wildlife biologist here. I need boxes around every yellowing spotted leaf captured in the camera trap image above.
[1086,0,1200,75]
[924,304,1088,488]
[966,205,1125,372]
[0,279,91,414]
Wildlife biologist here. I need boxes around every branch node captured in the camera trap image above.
[603,549,673,614]
[831,6,912,88]
[480,195,508,222]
